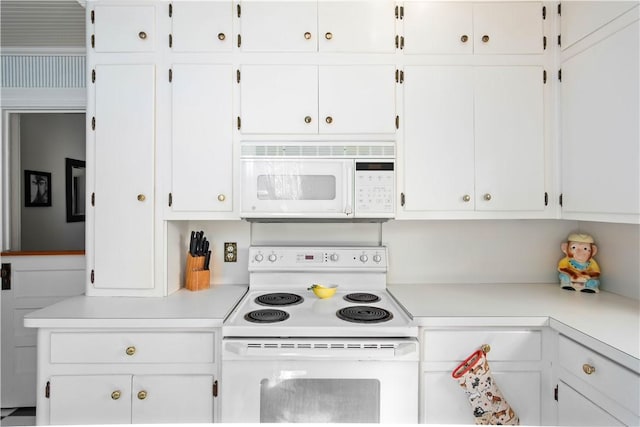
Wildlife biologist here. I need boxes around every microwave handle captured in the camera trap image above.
[345,162,353,216]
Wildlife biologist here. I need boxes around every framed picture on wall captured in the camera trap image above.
[24,170,52,207]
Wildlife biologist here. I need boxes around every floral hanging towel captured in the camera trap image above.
[451,348,519,425]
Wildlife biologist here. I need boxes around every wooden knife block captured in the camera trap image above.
[185,253,210,291]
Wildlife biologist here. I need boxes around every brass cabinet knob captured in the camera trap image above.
[137,194,146,202]
[460,34,469,43]
[217,194,226,202]
[462,194,471,202]
[481,344,491,353]
[111,390,121,400]
[325,32,333,40]
[582,364,596,375]
[125,346,136,356]
[138,31,147,40]
[483,193,492,201]
[304,116,312,124]
[218,33,226,41]
[304,32,312,40]
[325,116,333,124]
[137,390,147,400]
[482,34,490,43]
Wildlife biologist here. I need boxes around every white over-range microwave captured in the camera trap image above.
[240,142,396,219]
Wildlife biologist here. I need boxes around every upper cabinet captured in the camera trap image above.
[238,1,396,53]
[170,1,233,52]
[403,2,544,55]
[93,5,156,52]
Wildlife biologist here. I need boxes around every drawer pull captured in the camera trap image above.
[111,390,121,400]
[138,31,147,40]
[582,363,596,375]
[137,390,148,400]
[481,344,491,354]
[125,346,136,356]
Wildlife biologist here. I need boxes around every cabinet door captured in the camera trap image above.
[403,2,473,54]
[318,1,396,53]
[561,20,639,221]
[131,375,214,423]
[557,381,624,426]
[474,66,545,211]
[473,2,543,54]
[239,1,317,52]
[93,5,156,53]
[402,66,474,211]
[171,64,233,212]
[49,375,132,425]
[93,64,155,290]
[171,1,232,52]
[240,65,318,134]
[319,65,396,134]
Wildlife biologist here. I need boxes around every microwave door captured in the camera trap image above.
[241,159,351,218]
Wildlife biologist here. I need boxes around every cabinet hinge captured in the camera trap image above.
[557,3,561,16]
[236,69,241,83]
[169,3,173,17]
[395,69,404,84]
[394,5,404,19]
[237,4,241,18]
[169,34,173,48]
[543,36,547,50]
[168,193,173,207]
[91,192,95,206]
[1,263,11,291]
[91,270,95,284]
[543,70,547,84]
[542,6,546,20]
[559,193,563,207]
[91,34,95,48]
[169,68,173,82]
[237,34,242,48]
[554,385,558,401]
[91,10,95,24]
[92,69,96,83]
[213,380,218,397]
[557,35,561,47]
[45,381,50,398]
[544,192,549,206]
[395,35,404,49]
[395,115,400,129]
[237,116,241,130]
[558,69,562,82]
[91,116,96,130]
[401,192,406,207]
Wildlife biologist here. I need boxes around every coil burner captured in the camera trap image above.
[344,293,381,303]
[336,306,393,324]
[244,309,290,323]
[255,293,304,307]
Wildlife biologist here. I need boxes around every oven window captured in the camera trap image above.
[259,378,380,423]
[257,175,336,200]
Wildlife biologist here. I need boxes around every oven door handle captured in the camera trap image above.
[224,342,418,360]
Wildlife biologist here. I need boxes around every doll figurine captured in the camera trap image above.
[558,233,600,293]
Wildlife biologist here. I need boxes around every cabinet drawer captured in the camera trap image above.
[558,335,639,416]
[423,330,541,361]
[50,332,214,364]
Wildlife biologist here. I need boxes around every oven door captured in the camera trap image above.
[220,338,418,423]
[241,158,353,218]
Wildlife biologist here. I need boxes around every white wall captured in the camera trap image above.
[184,219,639,300]
[19,113,85,250]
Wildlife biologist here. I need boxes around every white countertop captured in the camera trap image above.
[23,285,248,329]
[389,283,640,366]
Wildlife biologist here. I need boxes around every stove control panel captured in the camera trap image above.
[249,246,387,270]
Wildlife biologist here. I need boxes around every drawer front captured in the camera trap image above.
[423,330,542,361]
[558,335,640,416]
[50,332,214,364]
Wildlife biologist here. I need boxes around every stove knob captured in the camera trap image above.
[359,254,368,263]
[268,254,277,262]
[254,254,264,262]
[373,254,382,263]
[330,253,339,262]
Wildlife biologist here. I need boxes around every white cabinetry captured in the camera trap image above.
[239,1,395,53]
[560,6,639,223]
[93,5,156,53]
[170,1,232,52]
[403,2,543,54]
[420,328,546,425]
[36,330,218,425]
[402,65,545,215]
[555,335,639,426]
[239,65,396,135]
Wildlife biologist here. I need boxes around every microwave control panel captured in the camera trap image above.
[354,161,395,215]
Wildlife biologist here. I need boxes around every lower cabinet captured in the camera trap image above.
[49,374,214,425]
[419,328,548,424]
[557,381,623,426]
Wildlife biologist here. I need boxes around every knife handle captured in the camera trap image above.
[204,251,212,270]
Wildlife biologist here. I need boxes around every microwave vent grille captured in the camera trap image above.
[241,144,395,158]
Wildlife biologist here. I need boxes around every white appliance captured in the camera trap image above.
[240,142,395,219]
[221,246,418,423]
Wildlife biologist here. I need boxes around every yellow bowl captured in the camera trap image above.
[308,284,338,299]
